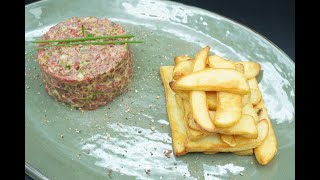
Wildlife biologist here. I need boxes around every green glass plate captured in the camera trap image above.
[25,0,295,179]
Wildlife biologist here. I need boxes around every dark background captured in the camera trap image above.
[25,0,295,179]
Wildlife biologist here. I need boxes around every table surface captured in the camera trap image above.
[25,0,294,179]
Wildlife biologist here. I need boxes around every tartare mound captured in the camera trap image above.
[37,17,133,110]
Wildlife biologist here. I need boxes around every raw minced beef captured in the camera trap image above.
[36,17,133,110]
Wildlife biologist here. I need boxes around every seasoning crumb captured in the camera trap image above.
[135,90,138,93]
[26,85,30,89]
[138,130,142,133]
[151,119,154,123]
[125,109,130,112]
[138,66,141,69]
[37,92,41,95]
[106,133,110,140]
[149,104,153,108]
[145,167,151,175]
[108,169,113,178]
[60,134,64,138]
[240,173,244,176]
[164,150,173,158]
[151,126,156,131]
[160,176,163,179]
[250,162,254,165]
[156,96,160,99]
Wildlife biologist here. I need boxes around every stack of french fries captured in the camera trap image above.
[160,46,277,165]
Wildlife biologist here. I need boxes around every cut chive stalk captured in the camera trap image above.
[38,40,144,49]
[32,34,135,43]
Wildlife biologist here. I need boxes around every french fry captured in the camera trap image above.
[235,63,245,74]
[193,46,210,72]
[208,111,258,139]
[207,55,260,79]
[173,60,193,80]
[182,100,202,131]
[186,128,207,141]
[207,91,217,110]
[208,55,243,127]
[208,55,235,69]
[174,55,192,65]
[183,109,258,139]
[170,69,250,94]
[185,119,269,152]
[242,93,251,106]
[248,78,262,105]
[243,103,259,122]
[182,92,255,138]
[215,92,242,127]
[240,61,261,79]
[221,135,236,147]
[190,46,216,132]
[174,90,189,101]
[254,99,278,165]
[233,149,254,156]
[160,66,188,156]
[190,91,215,132]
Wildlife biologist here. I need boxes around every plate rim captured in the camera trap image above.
[25,0,295,179]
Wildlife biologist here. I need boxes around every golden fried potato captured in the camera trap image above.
[208,55,260,79]
[248,78,262,105]
[173,60,193,80]
[233,149,253,156]
[215,92,242,127]
[250,89,262,106]
[189,46,216,132]
[170,69,250,94]
[174,55,192,65]
[160,66,187,156]
[208,111,258,139]
[193,46,210,72]
[221,135,236,147]
[174,90,189,101]
[254,99,278,165]
[208,55,243,128]
[190,91,215,132]
[175,91,218,113]
[184,99,255,139]
[182,100,201,131]
[240,61,261,79]
[186,128,207,141]
[242,93,251,106]
[235,63,245,74]
[208,55,236,69]
[185,119,269,152]
[207,91,217,110]
[243,103,259,122]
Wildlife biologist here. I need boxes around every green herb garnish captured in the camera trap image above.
[38,40,143,49]
[32,34,135,43]
[81,25,85,37]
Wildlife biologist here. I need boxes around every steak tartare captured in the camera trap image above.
[36,17,133,110]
